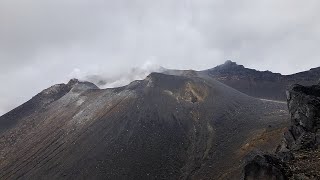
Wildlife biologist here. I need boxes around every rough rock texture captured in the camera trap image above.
[243,153,289,180]
[281,84,320,179]
[243,83,320,180]
[284,84,320,150]
[287,149,320,179]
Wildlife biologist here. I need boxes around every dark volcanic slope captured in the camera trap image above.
[0,73,288,179]
[205,60,320,101]
[0,79,98,134]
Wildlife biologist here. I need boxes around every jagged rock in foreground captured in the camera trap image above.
[0,73,288,179]
[284,84,320,150]
[243,83,320,180]
[243,153,289,180]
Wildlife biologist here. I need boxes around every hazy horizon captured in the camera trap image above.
[1,0,320,115]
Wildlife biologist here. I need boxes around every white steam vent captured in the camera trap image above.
[68,60,164,89]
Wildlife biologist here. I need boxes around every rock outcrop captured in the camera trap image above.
[243,153,289,180]
[244,83,320,179]
[284,84,320,150]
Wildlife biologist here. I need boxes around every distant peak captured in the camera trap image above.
[67,78,80,86]
[66,78,99,91]
[213,60,244,70]
[224,60,237,65]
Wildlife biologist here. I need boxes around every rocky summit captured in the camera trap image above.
[206,61,320,101]
[0,61,319,179]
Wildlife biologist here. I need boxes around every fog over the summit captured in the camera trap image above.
[0,0,320,115]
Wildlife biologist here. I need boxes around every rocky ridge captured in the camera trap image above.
[206,61,320,101]
[0,79,98,134]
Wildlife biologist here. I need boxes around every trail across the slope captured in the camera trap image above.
[259,98,287,104]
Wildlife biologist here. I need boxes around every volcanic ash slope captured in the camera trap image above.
[0,73,288,179]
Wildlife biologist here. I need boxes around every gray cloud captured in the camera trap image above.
[0,0,320,115]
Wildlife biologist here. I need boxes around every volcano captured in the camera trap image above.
[0,63,293,179]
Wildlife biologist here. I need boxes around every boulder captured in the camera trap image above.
[243,154,289,180]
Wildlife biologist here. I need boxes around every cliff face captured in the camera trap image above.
[284,84,320,150]
[244,83,320,180]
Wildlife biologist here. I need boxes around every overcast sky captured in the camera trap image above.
[0,0,320,115]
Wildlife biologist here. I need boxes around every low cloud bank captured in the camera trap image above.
[0,61,163,116]
[69,61,164,88]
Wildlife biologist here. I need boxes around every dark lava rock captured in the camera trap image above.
[285,84,320,150]
[244,83,320,180]
[206,61,320,101]
[243,154,289,180]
